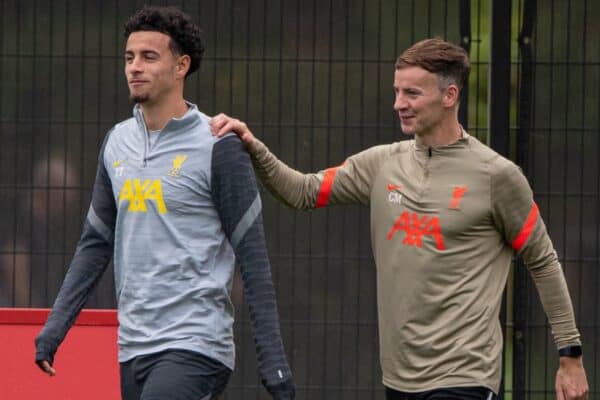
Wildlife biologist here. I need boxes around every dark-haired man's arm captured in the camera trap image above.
[35,137,116,375]
[211,134,295,400]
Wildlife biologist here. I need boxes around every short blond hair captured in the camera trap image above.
[395,38,470,90]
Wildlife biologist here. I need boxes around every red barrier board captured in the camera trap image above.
[0,308,119,399]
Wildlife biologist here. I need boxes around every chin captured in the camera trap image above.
[400,125,416,135]
[130,94,149,104]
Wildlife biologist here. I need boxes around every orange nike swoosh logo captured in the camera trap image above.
[387,184,402,191]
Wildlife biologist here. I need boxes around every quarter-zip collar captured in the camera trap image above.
[133,100,200,166]
[133,100,199,134]
[413,128,470,161]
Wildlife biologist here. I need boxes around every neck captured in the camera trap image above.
[416,117,462,148]
[139,95,188,131]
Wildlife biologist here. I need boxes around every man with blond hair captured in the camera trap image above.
[212,38,588,400]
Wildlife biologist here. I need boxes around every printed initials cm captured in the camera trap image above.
[119,179,167,214]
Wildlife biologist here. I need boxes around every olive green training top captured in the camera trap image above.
[246,131,581,393]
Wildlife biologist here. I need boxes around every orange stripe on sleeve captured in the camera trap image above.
[315,166,340,208]
[511,202,539,251]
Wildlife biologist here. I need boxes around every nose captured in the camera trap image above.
[126,56,143,74]
[394,92,407,111]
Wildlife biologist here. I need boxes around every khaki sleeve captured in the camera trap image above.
[247,138,388,209]
[491,159,581,349]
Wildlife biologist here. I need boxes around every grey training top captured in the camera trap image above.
[35,103,292,389]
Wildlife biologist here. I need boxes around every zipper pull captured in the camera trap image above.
[428,147,432,157]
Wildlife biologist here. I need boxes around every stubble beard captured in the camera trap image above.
[130,93,150,104]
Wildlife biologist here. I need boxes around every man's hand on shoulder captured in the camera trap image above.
[210,113,256,147]
[555,356,588,400]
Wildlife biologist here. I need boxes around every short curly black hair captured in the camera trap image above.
[124,5,205,77]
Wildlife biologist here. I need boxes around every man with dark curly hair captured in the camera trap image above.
[34,6,295,400]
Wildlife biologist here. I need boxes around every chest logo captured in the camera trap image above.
[387,211,445,250]
[118,178,167,214]
[448,185,468,210]
[387,184,403,205]
[168,154,188,177]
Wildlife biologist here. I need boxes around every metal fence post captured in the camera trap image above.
[458,0,471,130]
[514,0,536,398]
[489,0,512,157]
[489,0,513,398]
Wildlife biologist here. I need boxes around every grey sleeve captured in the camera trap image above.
[211,135,295,399]
[35,132,117,366]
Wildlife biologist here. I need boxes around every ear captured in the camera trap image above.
[442,84,460,108]
[175,55,191,79]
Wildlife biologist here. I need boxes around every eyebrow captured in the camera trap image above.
[124,49,160,56]
[394,86,422,92]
